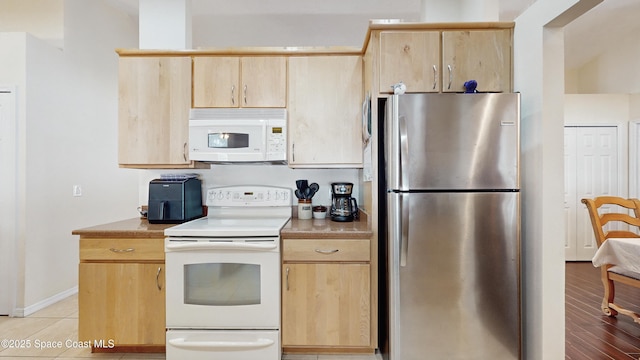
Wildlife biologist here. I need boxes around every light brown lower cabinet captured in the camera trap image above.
[78,238,165,351]
[281,238,372,353]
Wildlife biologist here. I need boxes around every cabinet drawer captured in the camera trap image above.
[282,239,369,262]
[80,238,164,261]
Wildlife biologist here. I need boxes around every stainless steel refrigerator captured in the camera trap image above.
[380,93,521,360]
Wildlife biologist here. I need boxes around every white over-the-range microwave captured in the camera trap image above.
[188,108,287,163]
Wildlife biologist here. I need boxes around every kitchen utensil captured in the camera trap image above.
[295,180,318,200]
[308,183,319,198]
[296,180,308,191]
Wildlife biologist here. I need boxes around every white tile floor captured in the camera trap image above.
[0,294,381,359]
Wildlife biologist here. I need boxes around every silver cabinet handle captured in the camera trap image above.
[183,142,187,162]
[292,143,295,163]
[109,248,134,253]
[315,249,339,254]
[243,84,247,105]
[285,267,290,291]
[447,64,453,90]
[231,85,235,105]
[156,267,162,291]
[432,65,438,90]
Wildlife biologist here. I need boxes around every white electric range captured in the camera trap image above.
[164,185,291,360]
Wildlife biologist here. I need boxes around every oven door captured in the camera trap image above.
[189,119,267,162]
[165,237,280,329]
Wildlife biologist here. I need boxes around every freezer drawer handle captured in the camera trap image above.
[168,337,275,350]
[315,249,339,254]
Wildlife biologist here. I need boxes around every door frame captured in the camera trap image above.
[564,122,629,260]
[630,120,640,201]
[0,86,17,316]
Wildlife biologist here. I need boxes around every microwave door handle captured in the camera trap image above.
[262,122,268,160]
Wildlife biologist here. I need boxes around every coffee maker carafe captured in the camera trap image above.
[330,182,358,222]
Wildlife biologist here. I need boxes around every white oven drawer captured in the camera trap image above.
[167,329,280,360]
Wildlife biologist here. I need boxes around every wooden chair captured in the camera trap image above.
[582,196,640,323]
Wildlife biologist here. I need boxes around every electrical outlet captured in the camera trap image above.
[73,185,82,197]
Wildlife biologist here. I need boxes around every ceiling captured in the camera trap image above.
[106,0,640,70]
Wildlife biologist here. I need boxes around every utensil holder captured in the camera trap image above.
[297,199,312,220]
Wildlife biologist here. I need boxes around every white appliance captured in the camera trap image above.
[189,108,287,163]
[164,185,291,360]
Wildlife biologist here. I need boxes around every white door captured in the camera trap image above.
[0,89,16,315]
[565,126,619,261]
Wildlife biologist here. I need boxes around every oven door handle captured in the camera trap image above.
[168,337,275,350]
[165,241,277,251]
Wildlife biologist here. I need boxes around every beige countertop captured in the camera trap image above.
[72,218,175,238]
[73,215,372,240]
[281,216,372,239]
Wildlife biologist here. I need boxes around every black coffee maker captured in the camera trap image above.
[330,182,358,222]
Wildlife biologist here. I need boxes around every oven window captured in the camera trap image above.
[208,133,249,148]
[184,263,261,306]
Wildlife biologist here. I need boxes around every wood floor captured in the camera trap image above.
[566,261,640,359]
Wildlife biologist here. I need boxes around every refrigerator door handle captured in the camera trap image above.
[399,115,409,191]
[400,193,409,267]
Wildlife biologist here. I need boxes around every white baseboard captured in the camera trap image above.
[12,286,78,318]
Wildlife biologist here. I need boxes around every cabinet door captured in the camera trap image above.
[288,56,363,167]
[241,57,287,107]
[118,56,191,167]
[282,263,370,347]
[442,30,511,92]
[193,57,240,107]
[379,31,440,93]
[79,263,165,345]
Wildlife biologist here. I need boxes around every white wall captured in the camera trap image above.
[0,0,139,315]
[192,13,417,48]
[0,0,63,48]
[565,94,630,124]
[138,167,361,212]
[567,29,640,94]
[514,0,603,359]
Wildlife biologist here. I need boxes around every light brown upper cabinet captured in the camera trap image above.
[379,29,512,93]
[379,31,441,93]
[193,56,287,108]
[287,55,363,168]
[441,30,511,93]
[118,56,194,168]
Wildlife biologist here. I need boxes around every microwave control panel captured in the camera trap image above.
[266,119,286,161]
